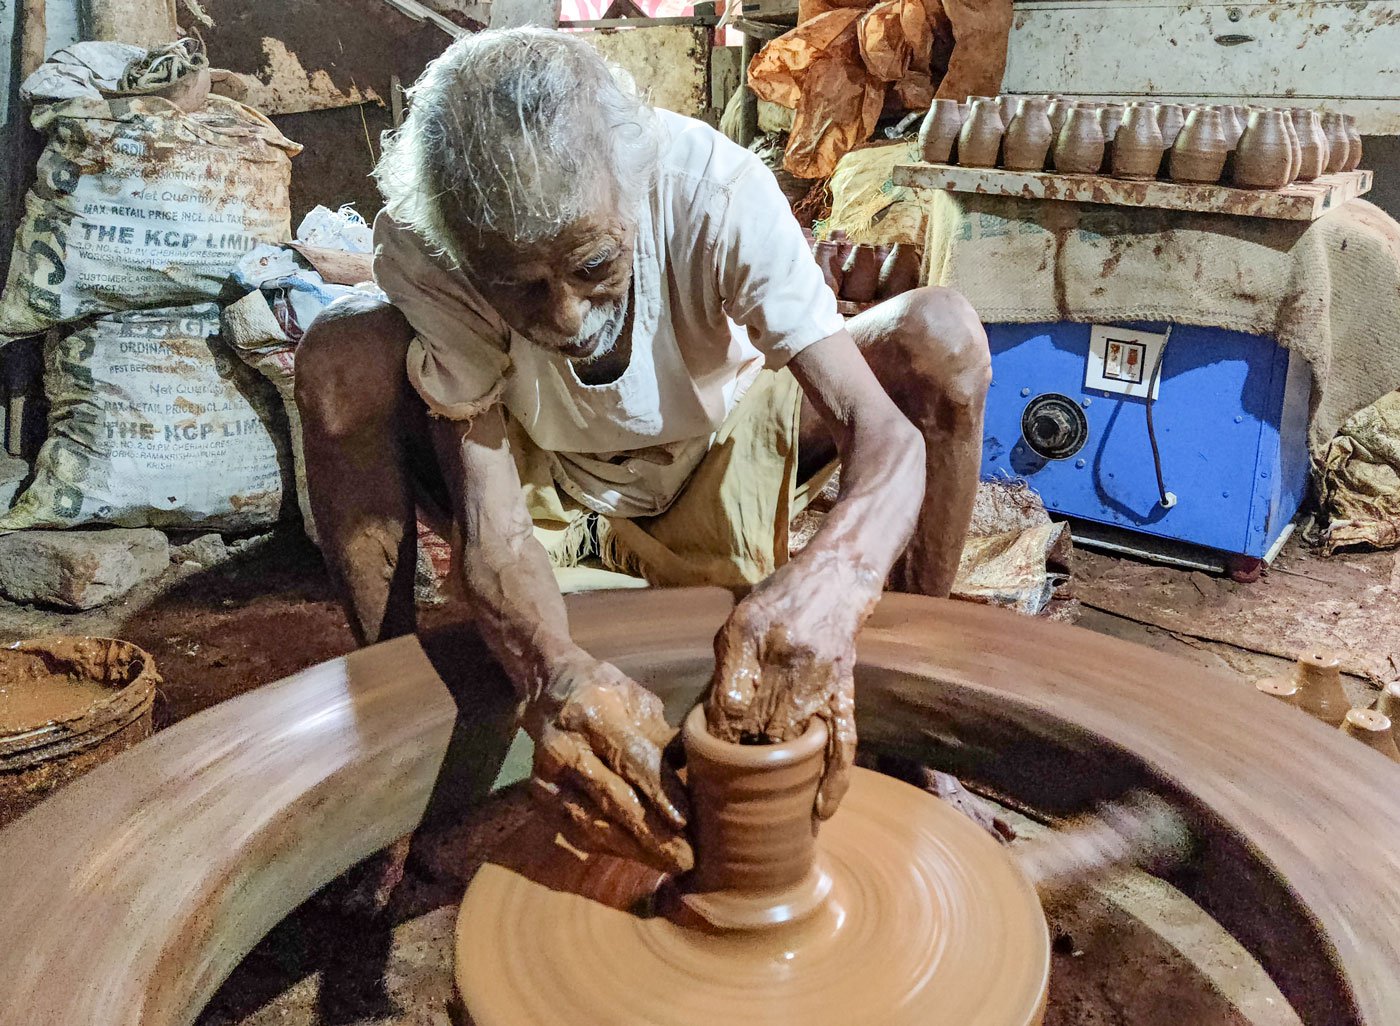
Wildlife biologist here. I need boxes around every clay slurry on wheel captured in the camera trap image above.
[453,707,1050,1025]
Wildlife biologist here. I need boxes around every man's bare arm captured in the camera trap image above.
[706,330,924,818]
[428,408,692,871]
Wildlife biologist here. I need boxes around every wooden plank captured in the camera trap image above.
[892,162,1373,221]
[1004,0,1400,136]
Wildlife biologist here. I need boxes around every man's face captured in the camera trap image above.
[465,211,636,362]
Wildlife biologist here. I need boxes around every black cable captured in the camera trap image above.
[1144,330,1174,508]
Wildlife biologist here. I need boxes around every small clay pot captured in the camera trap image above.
[1294,651,1350,728]
[1110,103,1164,179]
[1217,105,1246,149]
[1255,676,1300,706]
[813,240,844,295]
[957,97,1004,168]
[918,99,964,164]
[1155,103,1185,176]
[681,706,832,929]
[1156,103,1185,146]
[1374,680,1400,722]
[1321,112,1350,174]
[1341,709,1400,764]
[1343,114,1363,170]
[1232,109,1292,190]
[1046,98,1073,136]
[997,94,1020,126]
[1170,106,1228,184]
[1003,98,1054,171]
[877,242,922,299]
[1279,111,1302,183]
[1053,103,1105,175]
[840,243,881,303]
[1290,108,1326,182]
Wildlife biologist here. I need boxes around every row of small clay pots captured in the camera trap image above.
[919,95,1364,189]
[806,231,922,303]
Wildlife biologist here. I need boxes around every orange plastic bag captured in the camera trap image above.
[749,0,1010,179]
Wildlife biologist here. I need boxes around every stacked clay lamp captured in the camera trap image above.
[454,706,1051,1025]
[916,94,1365,191]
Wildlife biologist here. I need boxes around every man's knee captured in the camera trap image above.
[887,286,991,410]
[296,295,416,439]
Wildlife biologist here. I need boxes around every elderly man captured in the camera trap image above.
[296,28,990,874]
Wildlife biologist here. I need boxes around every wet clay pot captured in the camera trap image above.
[1341,709,1400,764]
[1111,103,1165,179]
[681,706,831,928]
[918,98,964,164]
[877,242,922,299]
[1045,98,1073,169]
[1053,104,1105,175]
[813,240,844,295]
[1232,109,1292,190]
[1170,106,1228,184]
[1295,651,1350,728]
[1003,98,1054,171]
[1288,108,1326,182]
[1344,114,1363,170]
[957,97,1004,168]
[840,244,881,303]
[1321,112,1350,174]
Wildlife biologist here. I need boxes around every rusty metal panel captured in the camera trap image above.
[1005,0,1400,136]
[584,25,709,119]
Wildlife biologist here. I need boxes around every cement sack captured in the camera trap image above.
[0,42,300,342]
[0,303,290,531]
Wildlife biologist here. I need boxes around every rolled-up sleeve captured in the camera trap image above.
[710,159,845,368]
[371,214,511,421]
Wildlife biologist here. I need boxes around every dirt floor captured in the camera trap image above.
[0,525,1393,1025]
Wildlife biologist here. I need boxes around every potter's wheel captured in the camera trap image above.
[455,738,1050,1025]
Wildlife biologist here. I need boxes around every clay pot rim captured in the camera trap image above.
[683,705,828,769]
[0,637,159,765]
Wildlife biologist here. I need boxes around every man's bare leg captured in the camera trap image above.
[798,286,991,597]
[297,296,423,644]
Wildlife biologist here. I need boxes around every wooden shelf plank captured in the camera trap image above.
[892,163,1373,221]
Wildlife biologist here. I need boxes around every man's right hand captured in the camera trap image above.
[527,654,694,874]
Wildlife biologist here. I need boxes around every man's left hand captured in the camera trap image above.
[704,551,882,820]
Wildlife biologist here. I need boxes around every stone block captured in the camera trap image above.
[0,529,171,610]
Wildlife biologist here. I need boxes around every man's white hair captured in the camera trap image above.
[375,28,661,268]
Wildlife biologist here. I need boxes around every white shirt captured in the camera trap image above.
[372,109,843,518]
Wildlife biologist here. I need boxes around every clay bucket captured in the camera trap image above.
[0,637,159,828]
[680,705,832,930]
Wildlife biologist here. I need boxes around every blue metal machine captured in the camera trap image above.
[981,321,1312,567]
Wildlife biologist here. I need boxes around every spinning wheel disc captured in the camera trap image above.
[455,769,1050,1026]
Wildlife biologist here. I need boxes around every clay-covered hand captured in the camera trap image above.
[705,551,883,821]
[527,654,694,874]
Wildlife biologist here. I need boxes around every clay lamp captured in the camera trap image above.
[454,705,1051,1025]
